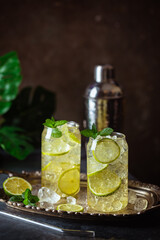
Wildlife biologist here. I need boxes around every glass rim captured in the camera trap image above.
[43,121,79,130]
[111,132,126,139]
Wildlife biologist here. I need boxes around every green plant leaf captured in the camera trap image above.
[0,51,22,115]
[0,126,34,160]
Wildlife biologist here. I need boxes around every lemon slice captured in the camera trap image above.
[42,139,71,156]
[88,168,121,196]
[57,203,84,212]
[3,177,32,196]
[87,155,108,176]
[58,168,80,195]
[93,138,120,164]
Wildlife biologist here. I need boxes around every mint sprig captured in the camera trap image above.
[43,117,67,138]
[81,124,113,139]
[9,188,39,207]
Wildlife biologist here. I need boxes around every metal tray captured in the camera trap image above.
[0,170,160,221]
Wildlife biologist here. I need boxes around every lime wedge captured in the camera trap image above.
[88,168,121,196]
[58,168,80,195]
[93,138,120,164]
[57,203,83,212]
[87,155,108,176]
[42,139,71,156]
[3,177,32,196]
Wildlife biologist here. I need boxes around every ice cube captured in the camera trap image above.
[128,190,137,204]
[39,202,54,210]
[38,187,61,204]
[66,196,76,205]
[134,198,148,211]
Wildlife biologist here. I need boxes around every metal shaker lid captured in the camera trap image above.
[94,64,115,83]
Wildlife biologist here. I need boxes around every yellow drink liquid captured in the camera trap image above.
[87,133,128,212]
[41,122,81,197]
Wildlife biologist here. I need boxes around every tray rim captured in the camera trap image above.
[0,169,160,220]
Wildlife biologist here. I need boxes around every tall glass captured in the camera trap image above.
[87,132,128,212]
[41,122,81,197]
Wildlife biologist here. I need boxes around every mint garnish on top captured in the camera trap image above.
[81,124,113,139]
[43,117,67,138]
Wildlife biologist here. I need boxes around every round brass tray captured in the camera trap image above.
[0,170,160,220]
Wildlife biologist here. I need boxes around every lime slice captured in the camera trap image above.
[42,139,71,156]
[58,168,80,195]
[57,203,84,212]
[93,138,120,164]
[69,133,80,144]
[87,155,108,176]
[3,177,32,196]
[88,168,121,196]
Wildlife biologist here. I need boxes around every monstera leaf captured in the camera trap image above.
[0,126,34,160]
[0,51,22,115]
[4,86,56,147]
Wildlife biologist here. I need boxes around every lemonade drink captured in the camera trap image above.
[41,119,81,197]
[81,125,128,212]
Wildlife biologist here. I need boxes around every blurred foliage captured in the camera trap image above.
[0,51,22,114]
[3,86,56,147]
[0,51,56,160]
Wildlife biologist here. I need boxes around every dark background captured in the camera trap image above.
[0,0,160,185]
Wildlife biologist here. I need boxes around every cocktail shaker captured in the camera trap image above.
[84,64,123,131]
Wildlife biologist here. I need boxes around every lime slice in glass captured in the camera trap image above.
[42,139,71,156]
[69,132,80,144]
[57,203,84,212]
[87,155,108,176]
[58,168,80,195]
[88,168,121,196]
[92,138,120,164]
[3,177,32,196]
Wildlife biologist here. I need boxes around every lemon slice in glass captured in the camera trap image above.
[57,203,84,212]
[58,168,80,196]
[92,138,120,164]
[3,177,32,196]
[88,168,121,196]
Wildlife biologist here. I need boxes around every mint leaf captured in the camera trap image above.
[22,188,39,206]
[22,188,31,200]
[99,127,113,136]
[81,124,114,139]
[92,123,97,134]
[51,116,55,123]
[43,119,54,128]
[51,127,62,138]
[54,120,68,127]
[30,195,39,203]
[9,196,23,202]
[81,129,93,138]
[23,198,30,205]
